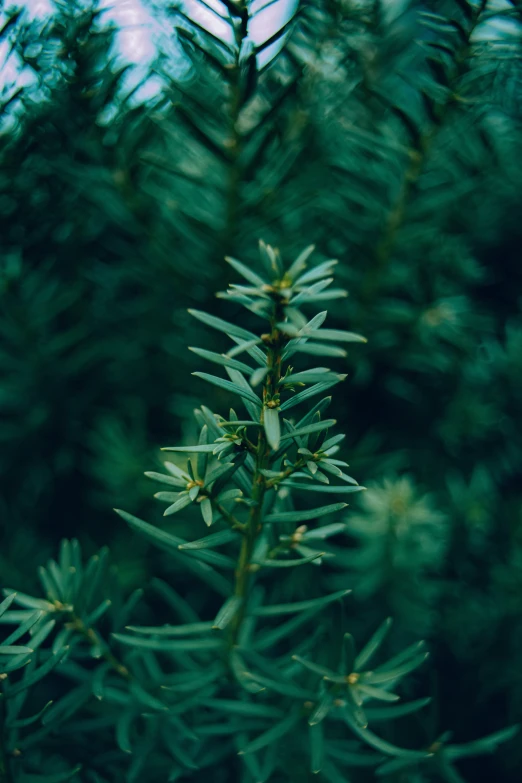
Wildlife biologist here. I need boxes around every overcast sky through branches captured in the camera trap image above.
[1,0,302,105]
[0,0,519,112]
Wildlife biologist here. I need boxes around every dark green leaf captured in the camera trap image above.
[6,649,68,696]
[280,419,336,441]
[303,523,348,540]
[229,649,265,694]
[376,756,421,776]
[116,710,133,754]
[112,634,223,652]
[253,553,324,568]
[293,342,347,358]
[1,611,41,646]
[263,407,281,450]
[264,503,347,523]
[213,596,243,630]
[286,245,316,280]
[18,768,82,783]
[358,684,400,702]
[243,670,314,700]
[355,618,393,671]
[362,653,429,684]
[161,444,217,453]
[189,347,254,375]
[251,367,269,387]
[41,685,91,726]
[445,725,519,760]
[342,633,356,675]
[125,622,213,636]
[145,471,186,488]
[162,664,224,694]
[366,697,432,722]
[375,641,426,672]
[280,381,343,412]
[309,689,334,726]
[344,708,433,759]
[131,681,168,712]
[6,701,53,728]
[309,721,324,773]
[0,593,17,618]
[227,337,266,366]
[308,329,367,343]
[0,645,33,655]
[283,371,341,385]
[205,699,282,719]
[239,710,301,755]
[294,261,338,287]
[205,462,235,487]
[254,610,314,651]
[188,309,259,342]
[193,372,261,406]
[114,509,183,553]
[281,482,365,495]
[225,256,267,287]
[179,529,238,550]
[252,589,351,617]
[164,493,192,517]
[292,655,334,679]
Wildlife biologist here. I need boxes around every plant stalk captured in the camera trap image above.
[67,616,131,681]
[229,302,284,645]
[224,0,249,242]
[362,0,488,301]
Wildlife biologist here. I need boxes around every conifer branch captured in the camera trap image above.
[65,614,131,681]
[362,0,488,299]
[224,0,251,242]
[230,295,286,645]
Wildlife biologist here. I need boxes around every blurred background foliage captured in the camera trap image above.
[0,0,521,779]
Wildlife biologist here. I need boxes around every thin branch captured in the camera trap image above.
[229,300,285,647]
[362,0,489,299]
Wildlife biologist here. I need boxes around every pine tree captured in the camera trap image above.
[1,245,518,782]
[1,0,522,780]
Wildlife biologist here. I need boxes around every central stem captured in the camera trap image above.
[230,428,268,646]
[230,304,283,645]
[225,0,249,242]
[68,616,130,680]
[361,0,487,303]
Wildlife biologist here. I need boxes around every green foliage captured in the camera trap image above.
[0,248,518,782]
[332,477,448,635]
[1,0,522,780]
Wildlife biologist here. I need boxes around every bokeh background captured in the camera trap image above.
[1,0,522,779]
